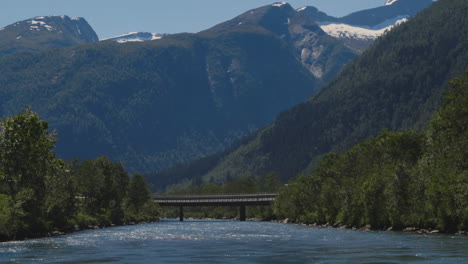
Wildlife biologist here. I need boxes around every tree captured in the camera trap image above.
[127,173,152,212]
[0,107,63,235]
[423,70,468,232]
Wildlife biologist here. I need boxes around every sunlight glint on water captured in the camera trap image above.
[0,220,467,263]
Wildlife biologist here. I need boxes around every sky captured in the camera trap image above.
[2,0,387,39]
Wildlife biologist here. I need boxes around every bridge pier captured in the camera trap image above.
[240,205,246,221]
[179,206,184,221]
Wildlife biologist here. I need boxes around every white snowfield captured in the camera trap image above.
[272,2,287,7]
[385,0,399,6]
[102,32,165,43]
[318,16,408,40]
[29,19,55,31]
[297,7,307,12]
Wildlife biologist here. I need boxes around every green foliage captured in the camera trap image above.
[275,71,468,232]
[0,108,159,241]
[126,173,152,212]
[421,70,468,232]
[0,108,63,237]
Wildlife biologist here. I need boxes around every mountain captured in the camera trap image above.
[203,2,357,82]
[0,2,363,174]
[148,0,467,189]
[0,15,98,55]
[0,1,434,177]
[304,0,433,52]
[102,32,167,43]
[0,12,319,173]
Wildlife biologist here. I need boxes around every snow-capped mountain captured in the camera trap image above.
[205,2,357,81]
[102,32,167,43]
[0,15,98,55]
[307,0,432,52]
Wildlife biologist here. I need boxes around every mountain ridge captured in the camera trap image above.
[0,15,98,55]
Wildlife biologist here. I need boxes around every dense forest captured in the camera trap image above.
[148,0,467,188]
[274,71,468,233]
[0,109,159,241]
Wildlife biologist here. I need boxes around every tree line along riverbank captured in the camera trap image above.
[0,108,159,241]
[273,71,468,233]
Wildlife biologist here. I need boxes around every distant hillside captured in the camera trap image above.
[0,15,98,55]
[149,0,467,189]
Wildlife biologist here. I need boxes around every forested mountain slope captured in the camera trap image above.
[0,18,318,173]
[150,0,467,187]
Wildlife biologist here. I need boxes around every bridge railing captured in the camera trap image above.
[152,193,277,203]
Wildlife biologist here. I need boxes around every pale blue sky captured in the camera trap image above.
[2,0,387,39]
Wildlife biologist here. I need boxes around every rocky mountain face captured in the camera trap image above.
[204,2,357,82]
[0,15,98,55]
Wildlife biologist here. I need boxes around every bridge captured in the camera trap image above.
[153,193,277,221]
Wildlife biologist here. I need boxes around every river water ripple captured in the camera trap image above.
[0,219,466,263]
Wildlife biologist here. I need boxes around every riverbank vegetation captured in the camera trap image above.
[0,108,159,241]
[275,71,468,233]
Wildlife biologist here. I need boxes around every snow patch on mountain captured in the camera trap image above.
[102,32,167,43]
[385,0,399,6]
[29,18,55,32]
[319,23,387,40]
[319,16,407,40]
[272,2,287,7]
[371,15,409,30]
[318,16,408,41]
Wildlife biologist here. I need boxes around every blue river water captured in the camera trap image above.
[0,219,467,263]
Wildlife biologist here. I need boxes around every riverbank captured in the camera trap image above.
[270,218,468,236]
[0,218,160,243]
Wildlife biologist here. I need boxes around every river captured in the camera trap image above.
[0,219,466,263]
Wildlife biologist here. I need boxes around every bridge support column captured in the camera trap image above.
[240,205,246,221]
[179,206,184,222]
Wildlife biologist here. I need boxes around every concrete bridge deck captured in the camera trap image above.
[153,193,277,221]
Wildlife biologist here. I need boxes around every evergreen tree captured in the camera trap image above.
[127,173,152,212]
